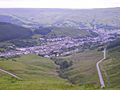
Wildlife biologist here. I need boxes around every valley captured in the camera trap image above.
[0,28,119,58]
[0,8,120,90]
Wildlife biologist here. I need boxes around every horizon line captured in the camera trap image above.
[0,7,120,10]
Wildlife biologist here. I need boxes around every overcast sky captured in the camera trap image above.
[0,0,120,9]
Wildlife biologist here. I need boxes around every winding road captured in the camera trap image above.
[96,58,105,88]
[96,48,106,88]
[0,68,21,80]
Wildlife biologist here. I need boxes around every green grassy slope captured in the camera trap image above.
[0,54,73,90]
[0,54,119,90]
[0,22,32,42]
[48,27,92,38]
[54,50,103,87]
[102,46,120,88]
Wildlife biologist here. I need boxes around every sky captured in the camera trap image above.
[0,0,120,9]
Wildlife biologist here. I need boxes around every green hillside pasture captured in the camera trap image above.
[56,50,103,87]
[0,54,119,90]
[48,27,91,38]
[102,46,120,88]
[0,54,93,90]
[0,54,70,90]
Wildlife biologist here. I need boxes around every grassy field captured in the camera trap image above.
[47,27,91,38]
[0,54,119,90]
[55,50,103,87]
[0,54,70,90]
[102,46,120,88]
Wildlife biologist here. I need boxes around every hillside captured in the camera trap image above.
[0,54,119,90]
[0,22,32,41]
[0,54,71,90]
[0,8,120,38]
[102,46,120,88]
[52,50,103,87]
[0,8,120,28]
[0,15,25,26]
[47,27,97,38]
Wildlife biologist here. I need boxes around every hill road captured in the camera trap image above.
[96,58,105,88]
[0,68,21,79]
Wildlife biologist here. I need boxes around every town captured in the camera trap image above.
[0,29,120,58]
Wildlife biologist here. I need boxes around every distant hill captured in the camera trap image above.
[0,8,120,38]
[0,22,32,41]
[0,15,25,25]
[0,8,120,29]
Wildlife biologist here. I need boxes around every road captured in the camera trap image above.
[0,68,21,80]
[96,58,105,88]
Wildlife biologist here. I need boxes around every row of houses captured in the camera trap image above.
[0,31,120,58]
